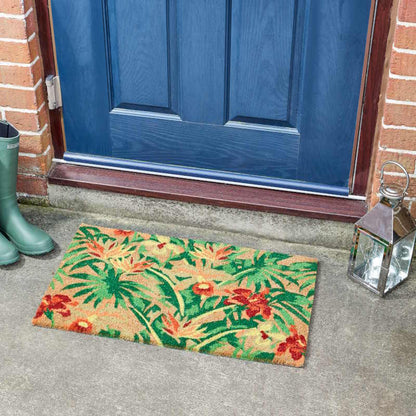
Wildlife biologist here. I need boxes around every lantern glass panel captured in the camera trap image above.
[353,230,386,289]
[385,230,416,293]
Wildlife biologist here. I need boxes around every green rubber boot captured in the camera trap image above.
[0,121,54,255]
[0,233,19,265]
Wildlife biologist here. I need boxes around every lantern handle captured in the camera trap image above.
[380,161,410,196]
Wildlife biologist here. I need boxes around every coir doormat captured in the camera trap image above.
[33,224,318,367]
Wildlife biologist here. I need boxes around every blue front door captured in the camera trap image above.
[51,0,371,195]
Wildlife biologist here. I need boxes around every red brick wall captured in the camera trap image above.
[0,0,52,197]
[369,0,416,217]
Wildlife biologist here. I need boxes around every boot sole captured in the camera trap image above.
[0,253,20,265]
[3,234,55,256]
[16,241,55,256]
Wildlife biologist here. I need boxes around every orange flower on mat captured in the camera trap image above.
[111,256,153,274]
[114,229,135,237]
[161,312,207,339]
[224,288,271,319]
[34,294,77,319]
[192,244,234,264]
[68,318,93,334]
[86,239,129,260]
[276,326,307,361]
[192,281,215,296]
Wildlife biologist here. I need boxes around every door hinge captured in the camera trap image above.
[45,75,62,110]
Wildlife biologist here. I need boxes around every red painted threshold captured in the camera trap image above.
[48,163,367,223]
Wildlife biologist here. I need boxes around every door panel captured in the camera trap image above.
[298,0,373,185]
[110,111,299,178]
[51,0,372,195]
[108,0,170,109]
[229,0,296,124]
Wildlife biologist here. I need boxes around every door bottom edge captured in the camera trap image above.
[56,153,363,200]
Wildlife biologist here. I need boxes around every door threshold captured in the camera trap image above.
[48,161,367,223]
[61,153,354,197]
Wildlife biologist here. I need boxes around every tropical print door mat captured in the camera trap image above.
[33,224,318,367]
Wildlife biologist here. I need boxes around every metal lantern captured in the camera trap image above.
[348,161,416,296]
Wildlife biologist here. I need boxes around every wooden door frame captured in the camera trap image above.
[350,0,395,195]
[34,0,394,221]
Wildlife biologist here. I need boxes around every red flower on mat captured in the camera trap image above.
[162,313,185,336]
[192,281,215,296]
[114,229,135,237]
[34,294,76,319]
[68,318,93,334]
[276,326,307,361]
[224,288,271,319]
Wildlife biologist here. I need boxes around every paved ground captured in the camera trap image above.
[0,205,415,416]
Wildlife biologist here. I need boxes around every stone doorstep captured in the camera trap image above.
[45,184,354,251]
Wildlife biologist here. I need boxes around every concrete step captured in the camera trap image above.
[48,184,355,251]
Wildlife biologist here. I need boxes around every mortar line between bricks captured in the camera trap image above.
[389,71,416,80]
[0,78,42,91]
[19,144,50,158]
[384,172,416,178]
[382,117,416,131]
[374,192,416,201]
[19,123,48,136]
[396,19,416,28]
[0,102,46,114]
[386,98,416,106]
[0,56,39,67]
[17,173,47,179]
[378,145,416,155]
[0,8,33,20]
[0,32,36,43]
[393,45,416,55]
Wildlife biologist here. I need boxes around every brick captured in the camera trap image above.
[4,105,47,131]
[0,34,39,63]
[20,130,51,154]
[0,58,41,86]
[0,41,30,62]
[384,103,416,127]
[5,111,39,131]
[0,0,33,14]
[0,16,27,39]
[0,7,36,38]
[390,50,416,76]
[375,151,416,174]
[373,175,416,196]
[379,128,416,151]
[0,0,24,14]
[394,25,416,50]
[16,174,47,196]
[18,147,52,175]
[386,77,416,102]
[398,0,416,23]
[0,82,43,109]
[25,11,36,38]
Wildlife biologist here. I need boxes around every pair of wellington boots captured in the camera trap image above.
[0,121,53,265]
